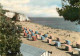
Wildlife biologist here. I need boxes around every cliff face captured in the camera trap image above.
[4,10,30,21]
[4,12,15,18]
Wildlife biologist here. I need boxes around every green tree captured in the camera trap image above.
[0,4,22,56]
[57,0,80,24]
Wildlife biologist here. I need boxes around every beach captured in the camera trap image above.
[16,21,80,56]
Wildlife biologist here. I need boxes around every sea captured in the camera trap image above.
[29,17,80,32]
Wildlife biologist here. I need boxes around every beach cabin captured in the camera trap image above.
[20,43,50,56]
[4,10,30,22]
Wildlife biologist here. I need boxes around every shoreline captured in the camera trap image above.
[29,21,80,33]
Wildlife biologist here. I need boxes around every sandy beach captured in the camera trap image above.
[16,21,80,56]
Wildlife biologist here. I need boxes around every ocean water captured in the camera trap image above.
[29,17,80,32]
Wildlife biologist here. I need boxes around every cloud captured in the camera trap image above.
[27,5,60,17]
[0,0,30,13]
[29,0,61,6]
[0,0,30,5]
[0,0,61,17]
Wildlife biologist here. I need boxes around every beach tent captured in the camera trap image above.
[20,43,50,56]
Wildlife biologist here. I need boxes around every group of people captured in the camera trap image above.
[22,27,80,55]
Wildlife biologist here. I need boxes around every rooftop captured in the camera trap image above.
[20,43,46,56]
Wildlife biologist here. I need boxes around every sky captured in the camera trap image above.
[0,0,62,17]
